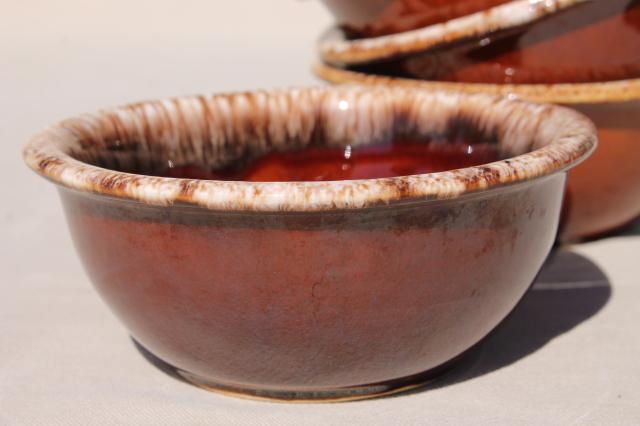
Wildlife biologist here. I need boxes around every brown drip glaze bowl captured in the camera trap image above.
[23,86,595,402]
[327,0,640,84]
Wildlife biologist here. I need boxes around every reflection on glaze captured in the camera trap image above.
[154,140,501,182]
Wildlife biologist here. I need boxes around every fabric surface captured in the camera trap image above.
[2,1,639,424]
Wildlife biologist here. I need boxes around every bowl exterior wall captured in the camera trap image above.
[59,174,564,392]
[561,101,640,241]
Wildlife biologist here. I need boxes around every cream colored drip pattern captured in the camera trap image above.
[23,86,596,212]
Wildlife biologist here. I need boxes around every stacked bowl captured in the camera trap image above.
[316,0,640,242]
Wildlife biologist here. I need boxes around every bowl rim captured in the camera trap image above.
[23,85,596,212]
[314,62,640,104]
[318,0,587,66]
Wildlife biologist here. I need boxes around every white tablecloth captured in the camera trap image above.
[2,1,639,424]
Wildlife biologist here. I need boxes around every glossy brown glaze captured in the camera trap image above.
[154,140,501,182]
[318,0,589,67]
[23,87,596,400]
[353,0,640,84]
[323,0,512,38]
[60,176,563,393]
[24,87,595,211]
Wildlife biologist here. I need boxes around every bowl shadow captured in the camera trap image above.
[132,249,611,400]
[398,248,612,396]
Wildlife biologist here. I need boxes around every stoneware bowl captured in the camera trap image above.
[23,86,595,402]
[315,66,640,242]
[334,0,640,84]
[318,0,587,65]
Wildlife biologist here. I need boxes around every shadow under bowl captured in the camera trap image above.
[23,86,595,401]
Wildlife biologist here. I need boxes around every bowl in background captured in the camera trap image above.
[23,86,595,401]
[318,0,588,65]
[333,0,640,84]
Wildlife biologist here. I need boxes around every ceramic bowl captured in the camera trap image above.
[318,0,587,65]
[315,65,640,242]
[333,0,640,84]
[23,86,595,401]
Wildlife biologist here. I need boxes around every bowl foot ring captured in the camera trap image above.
[133,338,464,403]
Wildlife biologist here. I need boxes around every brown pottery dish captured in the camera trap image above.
[337,0,640,84]
[23,86,595,401]
[318,0,588,65]
[316,0,640,241]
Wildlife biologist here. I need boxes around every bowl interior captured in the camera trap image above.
[24,86,596,211]
[66,89,559,177]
